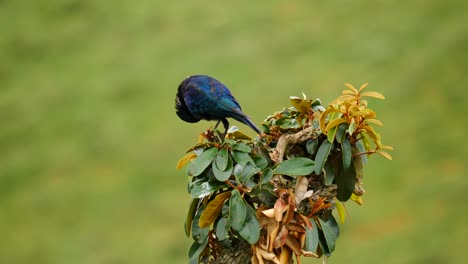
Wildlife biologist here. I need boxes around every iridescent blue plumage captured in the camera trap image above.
[175,75,261,135]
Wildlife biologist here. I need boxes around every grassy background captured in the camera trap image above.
[1,0,467,263]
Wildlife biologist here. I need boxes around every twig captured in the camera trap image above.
[270,126,320,163]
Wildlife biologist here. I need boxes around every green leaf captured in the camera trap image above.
[231,150,254,165]
[233,161,259,184]
[317,226,330,257]
[347,118,356,136]
[355,139,368,164]
[260,168,273,184]
[304,219,319,253]
[341,138,352,170]
[252,156,268,170]
[186,142,217,153]
[192,206,210,243]
[351,145,364,181]
[306,138,319,155]
[212,154,233,181]
[185,198,200,237]
[188,238,208,264]
[335,123,348,143]
[335,159,356,202]
[215,217,230,241]
[252,187,276,208]
[275,116,288,126]
[273,157,315,176]
[199,192,231,228]
[327,125,338,143]
[190,180,227,198]
[215,148,229,171]
[311,98,322,108]
[323,161,335,186]
[280,118,300,129]
[231,142,251,153]
[314,140,333,175]
[238,202,261,244]
[229,189,246,231]
[318,215,340,253]
[187,147,218,177]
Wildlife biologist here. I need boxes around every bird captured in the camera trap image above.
[175,75,262,137]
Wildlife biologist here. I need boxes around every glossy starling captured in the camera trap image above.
[175,75,261,136]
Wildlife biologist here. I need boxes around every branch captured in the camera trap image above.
[212,239,252,264]
[270,126,320,163]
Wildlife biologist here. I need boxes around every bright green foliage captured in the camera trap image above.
[178,85,391,263]
[273,157,315,176]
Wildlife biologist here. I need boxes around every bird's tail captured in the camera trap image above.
[233,113,262,135]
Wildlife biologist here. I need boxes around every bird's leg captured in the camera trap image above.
[212,119,228,142]
[221,118,229,140]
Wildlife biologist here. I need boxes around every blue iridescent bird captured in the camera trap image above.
[175,75,261,136]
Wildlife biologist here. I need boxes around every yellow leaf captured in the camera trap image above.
[290,97,303,110]
[319,107,339,133]
[335,199,347,223]
[360,100,368,108]
[344,83,359,94]
[176,153,197,170]
[382,145,394,150]
[361,125,382,148]
[351,109,376,118]
[335,94,355,103]
[361,91,385,100]
[377,150,393,160]
[227,130,252,140]
[351,193,363,205]
[358,82,369,92]
[347,105,361,115]
[342,90,356,95]
[325,117,348,132]
[291,97,312,114]
[199,192,232,228]
[364,119,384,126]
[360,131,371,151]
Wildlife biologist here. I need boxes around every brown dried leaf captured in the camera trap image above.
[262,208,275,218]
[285,234,303,256]
[257,247,280,264]
[286,222,306,233]
[279,246,292,264]
[268,219,280,251]
[273,225,288,249]
[274,198,287,222]
[302,250,319,258]
[296,214,313,230]
[283,195,296,225]
[294,176,309,204]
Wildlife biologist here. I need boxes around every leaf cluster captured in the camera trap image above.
[177,83,392,264]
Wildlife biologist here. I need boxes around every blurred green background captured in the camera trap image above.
[1,0,467,263]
